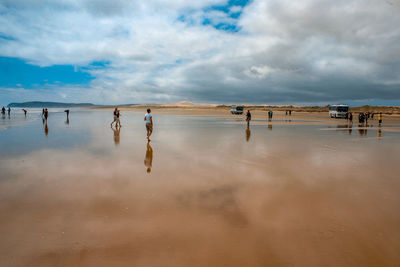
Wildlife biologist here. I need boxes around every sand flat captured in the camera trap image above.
[0,109,399,266]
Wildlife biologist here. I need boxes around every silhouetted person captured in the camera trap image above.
[144,141,153,173]
[111,107,121,128]
[358,113,363,123]
[349,112,353,123]
[7,107,11,116]
[64,109,69,120]
[44,108,49,122]
[365,112,368,125]
[144,108,153,141]
[289,110,292,116]
[111,125,121,145]
[246,125,251,142]
[268,110,273,121]
[22,109,27,116]
[285,110,288,116]
[246,110,251,126]
[371,112,374,119]
[1,107,5,115]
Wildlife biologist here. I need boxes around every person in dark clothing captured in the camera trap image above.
[246,110,251,126]
[44,108,49,122]
[1,107,5,115]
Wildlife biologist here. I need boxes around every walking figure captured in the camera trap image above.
[246,110,251,126]
[110,107,121,128]
[144,108,153,141]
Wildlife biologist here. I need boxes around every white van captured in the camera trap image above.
[329,105,349,118]
[231,105,244,114]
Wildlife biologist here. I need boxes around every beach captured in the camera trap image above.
[1,108,400,266]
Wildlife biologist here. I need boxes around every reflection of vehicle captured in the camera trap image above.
[329,105,349,118]
[231,105,244,114]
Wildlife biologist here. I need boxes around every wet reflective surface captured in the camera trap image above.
[1,110,400,266]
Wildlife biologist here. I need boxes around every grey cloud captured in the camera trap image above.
[0,0,399,105]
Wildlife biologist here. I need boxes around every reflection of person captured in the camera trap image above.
[246,110,251,126]
[348,124,352,135]
[246,125,251,142]
[144,142,153,173]
[111,125,121,145]
[44,122,49,136]
[378,129,382,138]
[144,109,153,141]
[268,124,272,130]
[111,107,121,127]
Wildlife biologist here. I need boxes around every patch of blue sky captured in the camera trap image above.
[178,0,251,32]
[0,56,95,89]
[0,34,16,41]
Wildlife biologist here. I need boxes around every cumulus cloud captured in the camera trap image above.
[0,0,399,105]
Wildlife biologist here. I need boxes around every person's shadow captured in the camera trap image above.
[111,125,121,146]
[144,141,153,173]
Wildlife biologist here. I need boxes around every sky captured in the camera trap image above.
[0,0,400,106]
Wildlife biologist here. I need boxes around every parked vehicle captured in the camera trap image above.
[231,105,244,114]
[329,105,349,118]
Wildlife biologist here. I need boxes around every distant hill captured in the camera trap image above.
[7,101,96,108]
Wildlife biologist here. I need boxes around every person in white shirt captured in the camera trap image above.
[144,108,153,140]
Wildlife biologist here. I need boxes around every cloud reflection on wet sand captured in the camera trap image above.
[1,134,400,267]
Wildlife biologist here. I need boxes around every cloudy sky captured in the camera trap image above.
[0,0,400,106]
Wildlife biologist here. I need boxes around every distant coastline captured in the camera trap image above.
[7,101,97,108]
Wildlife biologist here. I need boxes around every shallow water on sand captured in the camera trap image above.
[1,110,400,266]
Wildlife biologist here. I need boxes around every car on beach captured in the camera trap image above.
[329,104,349,118]
[231,105,244,114]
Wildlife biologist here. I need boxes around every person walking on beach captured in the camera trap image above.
[110,107,121,128]
[7,107,11,116]
[44,108,49,122]
[1,107,5,115]
[246,110,251,126]
[65,109,69,120]
[349,112,353,123]
[22,109,27,116]
[378,112,383,126]
[144,108,153,141]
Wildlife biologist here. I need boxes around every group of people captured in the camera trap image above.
[2,107,27,117]
[344,111,383,126]
[245,109,278,126]
[111,108,154,141]
[1,106,11,116]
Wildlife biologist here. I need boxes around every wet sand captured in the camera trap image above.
[1,110,400,266]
